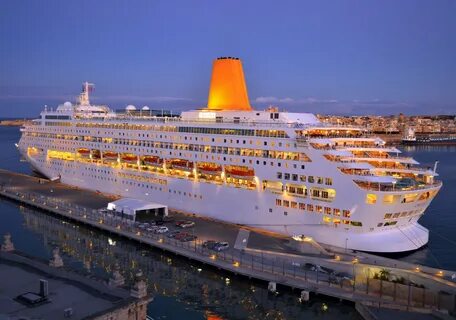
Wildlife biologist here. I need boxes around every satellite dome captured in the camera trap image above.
[63,101,72,108]
[125,105,137,111]
[142,106,150,111]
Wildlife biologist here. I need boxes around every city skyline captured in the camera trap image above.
[1,0,455,117]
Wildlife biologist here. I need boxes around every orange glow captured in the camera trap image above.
[207,57,252,111]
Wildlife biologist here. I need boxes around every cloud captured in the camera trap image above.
[255,96,295,103]
[254,96,338,105]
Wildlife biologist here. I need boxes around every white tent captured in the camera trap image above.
[107,198,168,221]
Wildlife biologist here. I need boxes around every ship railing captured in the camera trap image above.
[354,180,442,192]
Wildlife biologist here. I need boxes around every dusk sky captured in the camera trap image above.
[1,0,455,118]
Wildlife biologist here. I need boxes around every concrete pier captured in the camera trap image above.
[1,169,456,317]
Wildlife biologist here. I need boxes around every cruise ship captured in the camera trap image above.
[18,57,442,253]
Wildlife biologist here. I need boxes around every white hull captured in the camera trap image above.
[20,150,432,253]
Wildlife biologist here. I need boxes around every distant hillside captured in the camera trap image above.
[0,119,31,126]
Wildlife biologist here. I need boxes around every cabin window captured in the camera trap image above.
[366,194,377,204]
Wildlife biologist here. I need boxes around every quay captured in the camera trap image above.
[0,247,151,319]
[1,169,456,319]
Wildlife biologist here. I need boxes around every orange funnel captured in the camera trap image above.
[207,57,252,111]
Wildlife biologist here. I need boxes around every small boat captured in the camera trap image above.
[103,152,118,161]
[77,148,91,157]
[225,165,255,179]
[142,156,163,167]
[121,154,138,164]
[197,162,222,175]
[91,150,101,159]
[169,159,193,171]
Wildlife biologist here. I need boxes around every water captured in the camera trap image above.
[1,125,456,319]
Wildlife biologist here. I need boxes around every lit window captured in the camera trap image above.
[325,178,333,186]
[384,213,392,219]
[342,210,351,218]
[275,199,282,206]
[283,200,290,208]
[323,216,332,223]
[366,194,377,204]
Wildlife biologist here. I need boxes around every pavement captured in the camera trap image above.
[0,256,128,320]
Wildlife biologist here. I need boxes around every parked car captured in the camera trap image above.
[181,235,197,242]
[303,263,333,274]
[174,232,190,241]
[155,226,169,234]
[329,272,354,286]
[167,230,181,238]
[203,240,218,249]
[146,226,158,232]
[179,221,195,229]
[213,242,229,251]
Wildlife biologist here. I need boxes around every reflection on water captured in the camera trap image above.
[12,205,359,320]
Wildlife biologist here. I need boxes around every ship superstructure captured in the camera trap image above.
[18,58,441,252]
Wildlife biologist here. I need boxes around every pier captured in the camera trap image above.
[1,169,456,318]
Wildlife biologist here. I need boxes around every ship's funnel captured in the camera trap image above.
[207,57,252,111]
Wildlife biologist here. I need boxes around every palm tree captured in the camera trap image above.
[379,268,391,281]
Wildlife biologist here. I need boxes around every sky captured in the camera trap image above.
[0,0,455,118]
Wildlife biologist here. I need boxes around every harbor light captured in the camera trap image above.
[210,254,216,260]
[437,270,444,277]
[415,267,421,272]
[233,261,240,267]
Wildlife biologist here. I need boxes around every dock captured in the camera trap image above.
[1,169,456,318]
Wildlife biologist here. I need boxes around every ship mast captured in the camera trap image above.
[78,82,94,106]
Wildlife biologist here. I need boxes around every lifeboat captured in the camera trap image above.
[77,148,91,157]
[142,156,163,167]
[197,162,222,175]
[121,154,138,164]
[103,151,118,161]
[225,165,255,179]
[91,150,101,160]
[168,159,193,171]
